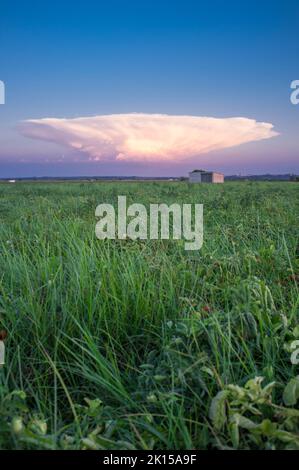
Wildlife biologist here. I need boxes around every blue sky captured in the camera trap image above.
[0,0,298,177]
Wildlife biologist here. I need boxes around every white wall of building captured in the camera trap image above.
[189,171,224,183]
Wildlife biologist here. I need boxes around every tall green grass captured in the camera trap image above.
[0,181,298,449]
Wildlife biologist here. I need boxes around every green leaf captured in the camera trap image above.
[258,419,277,436]
[229,421,239,449]
[231,413,257,430]
[209,390,229,430]
[273,430,299,447]
[283,376,299,406]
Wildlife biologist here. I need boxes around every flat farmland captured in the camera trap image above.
[0,181,298,449]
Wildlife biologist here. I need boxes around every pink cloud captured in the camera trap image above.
[19,113,278,163]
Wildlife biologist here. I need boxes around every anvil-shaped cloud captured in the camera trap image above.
[19,113,278,162]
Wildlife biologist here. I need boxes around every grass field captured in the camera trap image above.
[0,181,298,450]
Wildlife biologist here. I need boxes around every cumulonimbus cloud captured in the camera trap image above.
[19,113,278,162]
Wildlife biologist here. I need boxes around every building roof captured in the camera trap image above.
[190,169,224,175]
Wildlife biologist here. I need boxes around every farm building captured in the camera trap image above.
[189,169,224,183]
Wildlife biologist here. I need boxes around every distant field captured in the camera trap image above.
[0,181,298,449]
